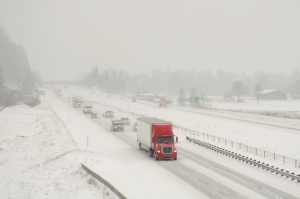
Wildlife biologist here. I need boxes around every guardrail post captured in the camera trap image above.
[263,150,265,158]
[283,156,285,164]
[274,153,276,160]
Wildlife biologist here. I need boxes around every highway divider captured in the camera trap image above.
[186,136,300,183]
[81,163,127,199]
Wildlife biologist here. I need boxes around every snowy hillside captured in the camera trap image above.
[0,99,111,199]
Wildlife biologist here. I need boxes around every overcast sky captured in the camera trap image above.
[0,0,299,81]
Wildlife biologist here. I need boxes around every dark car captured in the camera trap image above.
[83,105,93,114]
[91,112,98,118]
[121,117,130,125]
[111,120,124,132]
[103,110,114,118]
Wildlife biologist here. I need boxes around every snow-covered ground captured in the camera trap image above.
[205,97,300,121]
[0,99,112,199]
[210,97,300,112]
[49,85,300,199]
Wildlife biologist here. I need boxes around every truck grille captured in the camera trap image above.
[162,147,172,154]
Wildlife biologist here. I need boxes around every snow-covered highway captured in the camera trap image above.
[48,86,300,199]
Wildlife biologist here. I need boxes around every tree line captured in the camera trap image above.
[82,66,300,98]
[0,27,40,107]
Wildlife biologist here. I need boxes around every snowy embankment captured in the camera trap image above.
[0,99,110,199]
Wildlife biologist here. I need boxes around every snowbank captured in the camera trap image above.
[0,99,110,199]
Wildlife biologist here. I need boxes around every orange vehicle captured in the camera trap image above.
[159,97,172,107]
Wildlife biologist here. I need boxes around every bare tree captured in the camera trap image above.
[232,81,248,103]
[253,84,262,104]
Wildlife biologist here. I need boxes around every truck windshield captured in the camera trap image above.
[156,136,174,143]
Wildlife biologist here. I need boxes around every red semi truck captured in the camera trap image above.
[137,117,178,160]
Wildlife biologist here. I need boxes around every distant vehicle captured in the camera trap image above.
[83,102,93,114]
[103,110,114,118]
[111,120,124,132]
[91,112,98,118]
[159,97,172,108]
[137,117,178,160]
[72,97,83,108]
[121,117,130,125]
[133,122,138,131]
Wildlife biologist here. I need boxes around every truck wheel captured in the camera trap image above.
[174,157,177,160]
[155,154,158,160]
[149,149,154,157]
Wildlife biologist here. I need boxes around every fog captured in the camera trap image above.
[0,0,299,81]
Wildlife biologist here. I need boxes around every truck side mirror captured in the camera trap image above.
[176,136,178,143]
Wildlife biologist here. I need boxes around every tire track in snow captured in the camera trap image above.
[178,148,299,199]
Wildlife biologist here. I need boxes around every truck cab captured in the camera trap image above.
[137,117,178,160]
[151,124,177,160]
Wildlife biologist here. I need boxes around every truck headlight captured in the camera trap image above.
[157,150,161,153]
[174,150,177,153]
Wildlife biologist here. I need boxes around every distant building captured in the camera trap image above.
[258,89,287,100]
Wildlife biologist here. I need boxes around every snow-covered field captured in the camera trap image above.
[210,97,300,112]
[206,97,300,120]
[0,99,111,199]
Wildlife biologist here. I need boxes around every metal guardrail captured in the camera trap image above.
[186,136,300,183]
[172,124,300,168]
[81,163,127,199]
